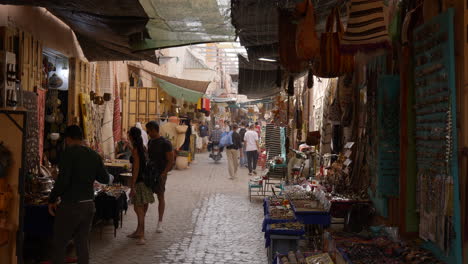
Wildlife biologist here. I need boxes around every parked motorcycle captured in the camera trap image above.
[209,142,222,163]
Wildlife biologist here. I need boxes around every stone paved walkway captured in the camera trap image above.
[90,153,267,264]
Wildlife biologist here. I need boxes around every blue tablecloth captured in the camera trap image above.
[262,198,296,232]
[23,191,128,238]
[24,204,54,237]
[290,202,331,226]
[265,224,305,248]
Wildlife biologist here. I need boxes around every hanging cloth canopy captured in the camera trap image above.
[132,0,236,50]
[155,78,204,103]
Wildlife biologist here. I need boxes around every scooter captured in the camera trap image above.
[209,142,222,163]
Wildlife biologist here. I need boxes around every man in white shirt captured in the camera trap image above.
[244,124,260,176]
[135,122,149,147]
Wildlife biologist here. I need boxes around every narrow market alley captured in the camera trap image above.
[89,153,267,264]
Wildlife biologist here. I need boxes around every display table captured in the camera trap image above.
[24,190,128,238]
[262,198,296,232]
[290,202,331,226]
[94,191,128,237]
[105,161,130,184]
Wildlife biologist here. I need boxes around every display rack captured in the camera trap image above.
[413,9,462,263]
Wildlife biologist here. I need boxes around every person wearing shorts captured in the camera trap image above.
[127,127,154,245]
[146,121,174,233]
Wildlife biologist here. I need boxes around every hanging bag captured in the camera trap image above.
[295,0,320,60]
[278,9,308,73]
[314,8,354,78]
[340,0,390,53]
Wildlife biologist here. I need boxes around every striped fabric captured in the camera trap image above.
[341,0,390,53]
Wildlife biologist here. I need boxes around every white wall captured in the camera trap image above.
[0,5,85,59]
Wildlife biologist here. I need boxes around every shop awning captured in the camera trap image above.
[128,64,209,103]
[155,78,204,103]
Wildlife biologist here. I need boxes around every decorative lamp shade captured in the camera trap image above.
[340,0,390,53]
[48,74,63,89]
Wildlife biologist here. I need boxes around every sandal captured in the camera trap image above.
[136,238,146,245]
[126,233,140,239]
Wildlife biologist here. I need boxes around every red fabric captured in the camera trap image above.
[37,88,46,164]
[203,98,210,111]
[113,75,121,143]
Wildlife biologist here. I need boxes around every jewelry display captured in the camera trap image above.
[413,10,459,253]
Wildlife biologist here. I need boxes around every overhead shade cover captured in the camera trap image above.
[132,0,236,50]
[155,78,204,103]
[237,55,281,99]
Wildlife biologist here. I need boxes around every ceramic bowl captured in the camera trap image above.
[50,133,60,141]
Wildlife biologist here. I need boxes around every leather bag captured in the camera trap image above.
[278,10,308,73]
[314,8,354,78]
[295,0,320,60]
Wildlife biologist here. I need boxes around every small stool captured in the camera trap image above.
[248,180,263,202]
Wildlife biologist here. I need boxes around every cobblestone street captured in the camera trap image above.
[90,153,267,264]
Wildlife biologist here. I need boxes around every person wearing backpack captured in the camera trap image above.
[127,127,154,245]
[146,121,174,233]
[225,123,242,179]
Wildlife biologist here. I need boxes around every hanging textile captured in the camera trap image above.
[197,98,202,110]
[203,98,211,112]
[341,0,391,53]
[37,88,46,164]
[156,78,204,103]
[113,75,122,143]
[101,103,115,159]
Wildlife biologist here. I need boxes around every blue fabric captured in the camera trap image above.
[24,204,54,237]
[290,203,331,226]
[219,131,233,147]
[265,224,305,248]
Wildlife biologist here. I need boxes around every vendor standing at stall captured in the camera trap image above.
[48,125,110,264]
[115,133,132,160]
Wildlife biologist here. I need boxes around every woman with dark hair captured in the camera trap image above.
[127,127,154,245]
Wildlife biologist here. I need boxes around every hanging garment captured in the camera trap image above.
[101,102,115,159]
[113,75,121,143]
[295,0,320,60]
[197,98,202,110]
[341,0,391,53]
[314,7,354,77]
[328,79,342,123]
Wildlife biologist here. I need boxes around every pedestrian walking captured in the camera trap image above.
[146,121,174,233]
[48,125,110,264]
[244,124,260,176]
[225,124,242,179]
[127,127,154,245]
[239,123,247,167]
[199,121,209,152]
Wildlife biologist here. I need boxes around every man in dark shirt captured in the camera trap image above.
[226,123,242,179]
[146,121,174,233]
[199,122,209,151]
[48,125,109,264]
